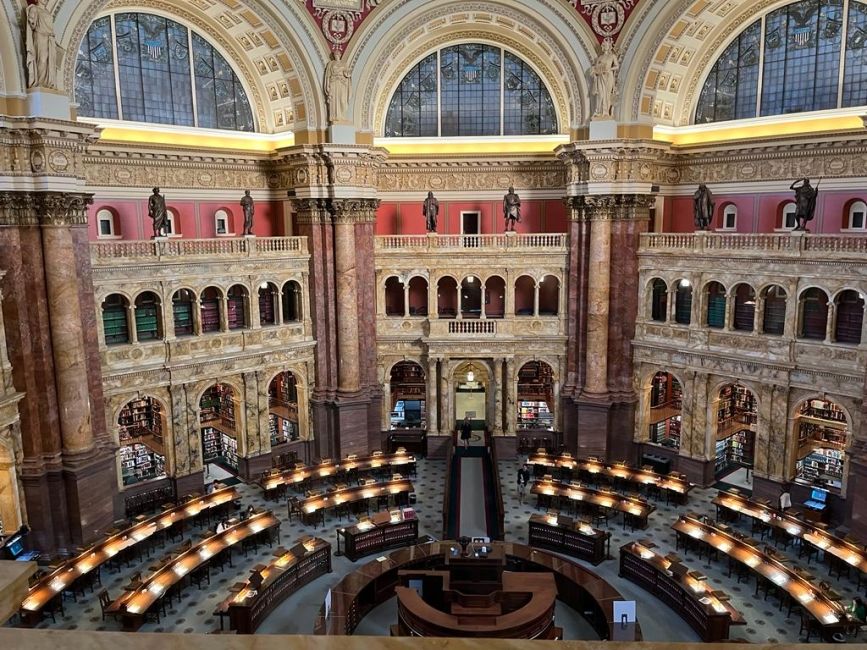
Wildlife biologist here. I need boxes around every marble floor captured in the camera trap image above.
[16,456,867,642]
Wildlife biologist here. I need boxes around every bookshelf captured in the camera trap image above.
[706,288,726,328]
[649,373,682,448]
[118,397,166,486]
[713,385,756,476]
[259,289,275,325]
[269,372,300,444]
[227,289,246,330]
[517,401,553,430]
[172,293,194,336]
[134,294,160,341]
[103,297,129,345]
[200,384,239,471]
[201,290,221,333]
[794,399,848,492]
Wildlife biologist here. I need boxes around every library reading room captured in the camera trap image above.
[3,1,867,649]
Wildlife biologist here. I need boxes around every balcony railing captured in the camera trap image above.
[376,233,567,251]
[641,232,867,257]
[448,320,497,335]
[91,236,308,263]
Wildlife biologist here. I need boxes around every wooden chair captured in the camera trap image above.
[98,589,115,622]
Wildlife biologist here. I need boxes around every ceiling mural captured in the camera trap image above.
[298,0,381,52]
[569,0,641,43]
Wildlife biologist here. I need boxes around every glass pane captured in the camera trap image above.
[695,20,760,123]
[193,32,254,131]
[503,52,557,135]
[843,0,867,106]
[75,17,118,119]
[441,44,501,136]
[384,53,438,137]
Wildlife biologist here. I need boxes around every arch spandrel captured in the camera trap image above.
[348,0,596,135]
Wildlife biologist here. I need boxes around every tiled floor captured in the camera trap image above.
[20,456,867,641]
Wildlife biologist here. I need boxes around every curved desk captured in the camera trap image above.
[313,541,641,641]
[531,478,655,530]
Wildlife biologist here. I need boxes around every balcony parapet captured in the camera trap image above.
[377,316,565,340]
[641,232,867,258]
[376,233,567,252]
[91,236,308,265]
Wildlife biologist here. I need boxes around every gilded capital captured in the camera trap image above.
[566,194,654,222]
[331,198,380,224]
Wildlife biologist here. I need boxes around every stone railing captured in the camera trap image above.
[382,316,565,339]
[91,236,308,264]
[376,233,567,252]
[448,320,497,335]
[641,232,867,257]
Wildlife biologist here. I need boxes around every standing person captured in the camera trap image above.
[779,484,792,512]
[517,463,531,503]
[460,415,472,449]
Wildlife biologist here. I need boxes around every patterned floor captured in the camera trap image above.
[16,457,867,641]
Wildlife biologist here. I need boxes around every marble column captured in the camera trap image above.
[754,294,765,334]
[126,304,138,344]
[333,209,361,393]
[825,303,837,343]
[403,282,410,318]
[723,291,735,331]
[584,206,612,395]
[40,196,96,456]
[439,360,451,436]
[427,357,438,435]
[505,358,517,436]
[493,357,504,435]
[219,294,229,332]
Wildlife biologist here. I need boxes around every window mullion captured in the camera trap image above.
[188,28,199,127]
[500,47,505,136]
[839,0,850,108]
[756,15,766,117]
[437,49,442,137]
[110,14,124,121]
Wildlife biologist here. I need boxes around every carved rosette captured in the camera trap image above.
[0,191,93,227]
[566,194,654,222]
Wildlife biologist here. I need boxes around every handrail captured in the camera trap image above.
[640,232,867,257]
[442,442,456,540]
[487,432,506,541]
[376,233,567,251]
[91,236,308,262]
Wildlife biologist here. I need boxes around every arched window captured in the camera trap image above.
[761,285,787,335]
[834,290,865,343]
[134,292,162,341]
[258,282,278,326]
[675,280,693,325]
[437,277,458,318]
[385,276,405,317]
[650,279,668,322]
[200,287,222,333]
[514,276,535,316]
[696,1,867,124]
[461,276,482,318]
[538,275,560,316]
[215,209,232,236]
[227,285,248,330]
[172,289,195,336]
[799,288,829,340]
[97,208,117,238]
[733,284,756,332]
[385,44,557,137]
[408,277,429,316]
[848,200,867,230]
[282,281,302,322]
[102,294,130,345]
[164,208,179,236]
[75,12,254,131]
[485,276,505,319]
[722,205,738,230]
[705,282,727,328]
[781,202,797,230]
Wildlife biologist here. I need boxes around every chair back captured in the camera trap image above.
[98,589,111,610]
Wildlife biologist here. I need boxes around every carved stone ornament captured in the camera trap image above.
[25,0,58,89]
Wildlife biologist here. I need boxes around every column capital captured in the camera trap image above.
[331,198,380,224]
[0,190,93,227]
[565,193,655,222]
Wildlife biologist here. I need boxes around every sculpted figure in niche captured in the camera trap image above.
[693,183,715,231]
[148,187,168,238]
[240,190,255,236]
[503,186,521,232]
[324,50,351,124]
[25,0,58,89]
[423,191,439,233]
[790,178,819,231]
[591,38,619,119]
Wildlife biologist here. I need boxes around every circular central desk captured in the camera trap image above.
[313,540,642,641]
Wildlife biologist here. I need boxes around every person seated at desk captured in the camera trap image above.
[215,518,230,534]
[241,505,256,520]
[849,597,866,622]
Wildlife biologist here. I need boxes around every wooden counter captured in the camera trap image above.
[529,452,691,504]
[671,514,849,637]
[19,487,238,625]
[260,451,416,495]
[530,478,655,530]
[107,511,280,630]
[290,478,414,527]
[527,513,610,565]
[339,510,419,561]
[313,541,641,641]
[713,490,867,581]
[619,540,744,642]
[215,537,331,633]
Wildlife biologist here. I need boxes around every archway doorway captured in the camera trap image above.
[454,361,489,435]
[648,372,681,449]
[793,397,849,494]
[517,361,554,431]
[269,371,300,445]
[118,396,167,487]
[200,383,239,475]
[713,384,757,484]
[389,361,426,429]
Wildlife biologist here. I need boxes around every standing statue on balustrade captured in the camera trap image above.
[148,188,168,238]
[503,186,521,232]
[25,0,58,89]
[790,178,819,231]
[240,190,255,236]
[693,183,715,231]
[423,191,439,233]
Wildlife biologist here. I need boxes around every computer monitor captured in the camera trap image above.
[810,488,828,504]
[6,537,23,559]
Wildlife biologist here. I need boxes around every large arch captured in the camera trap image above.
[348,0,596,135]
[56,0,328,132]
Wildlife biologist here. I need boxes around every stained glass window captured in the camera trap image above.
[75,13,254,132]
[696,0,867,123]
[385,44,558,137]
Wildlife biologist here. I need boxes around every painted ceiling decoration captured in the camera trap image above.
[569,0,640,42]
[299,0,381,52]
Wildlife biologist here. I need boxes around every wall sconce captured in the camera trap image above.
[466,364,475,383]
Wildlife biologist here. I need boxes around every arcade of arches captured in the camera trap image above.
[2,0,867,644]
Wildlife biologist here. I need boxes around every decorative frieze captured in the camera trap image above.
[376,158,566,193]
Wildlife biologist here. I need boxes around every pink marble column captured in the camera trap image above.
[584,214,612,395]
[334,217,361,393]
[41,213,95,456]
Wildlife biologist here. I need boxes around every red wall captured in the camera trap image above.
[376,199,568,235]
[87,198,285,240]
[663,190,865,234]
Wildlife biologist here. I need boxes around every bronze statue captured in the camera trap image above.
[148,187,168,238]
[25,0,57,89]
[693,183,715,231]
[423,191,439,233]
[503,186,521,232]
[790,178,819,231]
[240,190,255,236]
